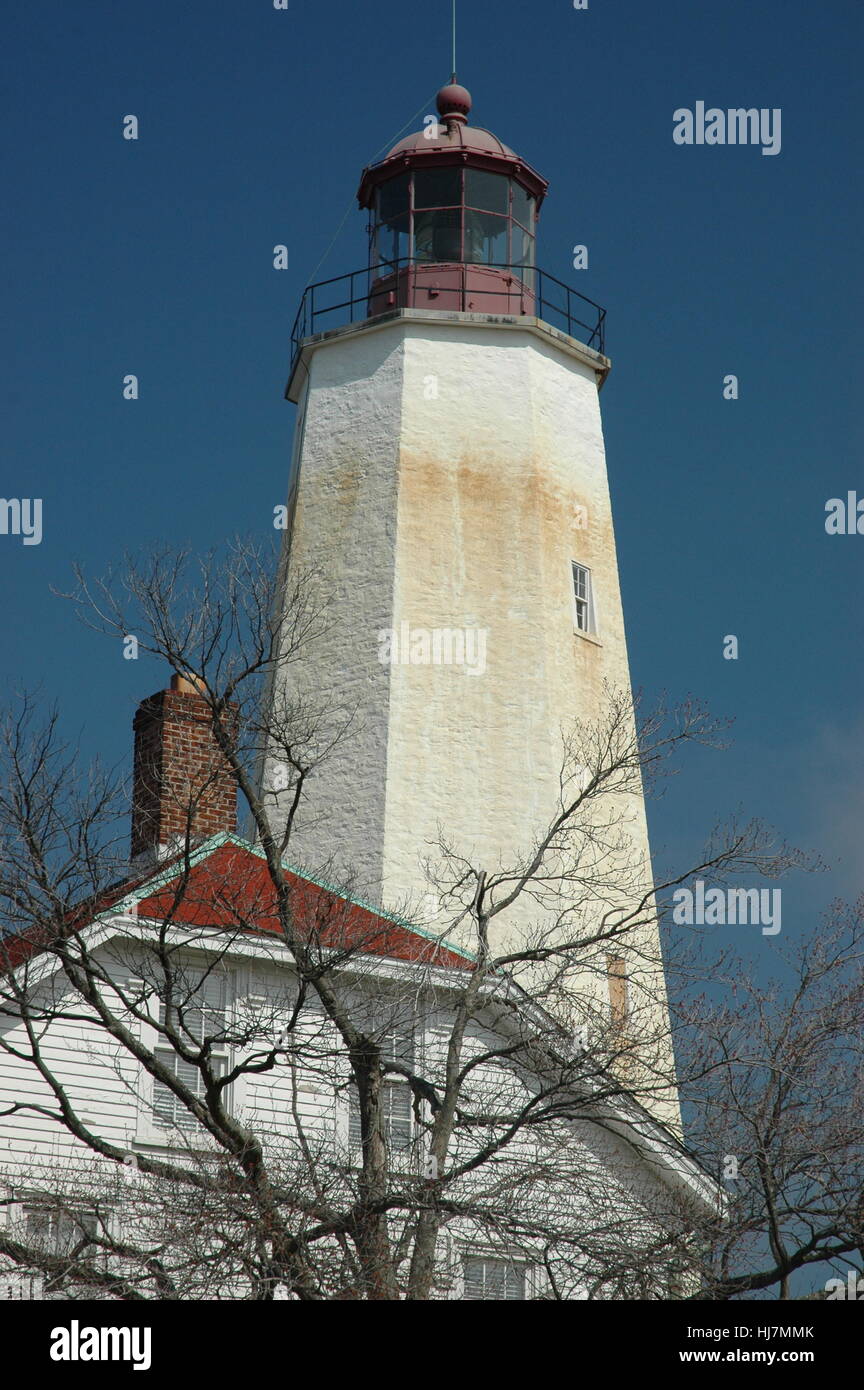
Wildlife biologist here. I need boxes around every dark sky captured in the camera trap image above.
[2,0,861,969]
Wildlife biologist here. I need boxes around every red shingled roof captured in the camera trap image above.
[1,834,472,974]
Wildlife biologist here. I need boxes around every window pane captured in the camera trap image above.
[384,1082,412,1151]
[348,1081,412,1152]
[154,1051,198,1128]
[572,563,594,634]
[463,210,507,265]
[153,1050,225,1129]
[379,1026,414,1069]
[25,1212,52,1250]
[511,224,535,268]
[26,1210,94,1255]
[348,1086,362,1146]
[464,1257,526,1301]
[378,173,409,224]
[465,169,509,215]
[414,208,461,262]
[512,183,534,227]
[376,213,409,272]
[158,973,227,1046]
[413,167,462,209]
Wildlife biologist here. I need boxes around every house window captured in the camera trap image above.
[152,973,229,1130]
[346,1017,415,1153]
[348,1080,412,1152]
[24,1208,96,1256]
[571,562,596,635]
[463,1256,526,1301]
[377,1021,415,1071]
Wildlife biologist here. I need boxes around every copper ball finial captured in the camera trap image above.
[436,82,472,125]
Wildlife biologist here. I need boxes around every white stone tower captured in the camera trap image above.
[264,83,676,1112]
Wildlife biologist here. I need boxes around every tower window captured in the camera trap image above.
[371,169,536,280]
[413,167,462,209]
[465,168,509,215]
[607,955,629,1032]
[571,562,596,635]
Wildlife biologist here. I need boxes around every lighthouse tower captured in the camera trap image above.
[264,82,675,1100]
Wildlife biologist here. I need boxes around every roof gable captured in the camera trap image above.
[2,833,473,974]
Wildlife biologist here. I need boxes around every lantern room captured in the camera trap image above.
[356,82,548,317]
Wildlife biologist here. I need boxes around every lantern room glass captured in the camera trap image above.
[373,169,535,279]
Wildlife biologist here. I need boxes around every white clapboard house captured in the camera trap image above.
[0,673,718,1301]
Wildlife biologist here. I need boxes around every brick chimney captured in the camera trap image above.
[131,674,238,865]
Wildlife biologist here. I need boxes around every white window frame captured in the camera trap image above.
[571,560,598,638]
[135,965,233,1146]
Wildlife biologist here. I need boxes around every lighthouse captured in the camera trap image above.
[264,82,675,1098]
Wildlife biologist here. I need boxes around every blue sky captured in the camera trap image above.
[2,0,862,966]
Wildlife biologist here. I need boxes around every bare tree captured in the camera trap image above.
[0,542,811,1300]
[676,900,864,1300]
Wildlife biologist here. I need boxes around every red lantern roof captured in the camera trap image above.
[357,82,548,211]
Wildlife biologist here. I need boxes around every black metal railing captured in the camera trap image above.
[289,260,606,370]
